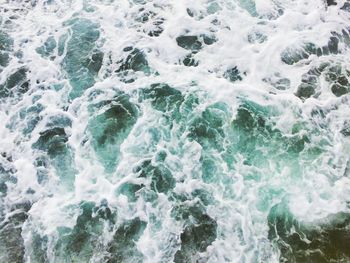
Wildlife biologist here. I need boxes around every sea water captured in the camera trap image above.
[0,0,350,262]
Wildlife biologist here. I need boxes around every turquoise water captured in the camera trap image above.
[0,0,350,262]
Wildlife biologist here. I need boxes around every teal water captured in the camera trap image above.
[0,0,350,262]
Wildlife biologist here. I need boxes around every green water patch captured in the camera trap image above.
[171,187,215,208]
[116,47,150,82]
[28,233,49,263]
[171,202,217,262]
[36,35,57,59]
[176,35,203,53]
[200,154,224,184]
[191,100,271,182]
[61,18,103,100]
[0,67,30,98]
[281,40,338,66]
[32,117,76,188]
[281,43,318,65]
[136,87,310,189]
[295,64,324,100]
[281,30,350,66]
[34,156,50,185]
[178,91,200,116]
[107,217,147,263]
[34,127,68,157]
[187,98,306,159]
[6,102,44,135]
[45,114,72,129]
[139,83,184,120]
[207,2,222,14]
[238,0,258,17]
[188,102,230,151]
[341,2,350,11]
[326,0,337,6]
[331,29,350,49]
[296,62,350,100]
[295,84,316,101]
[0,154,16,196]
[268,203,350,263]
[230,101,277,163]
[0,202,31,263]
[117,47,149,72]
[186,2,221,19]
[183,54,199,67]
[325,64,350,97]
[87,91,139,173]
[138,84,204,141]
[21,103,44,135]
[224,66,244,83]
[54,201,116,262]
[184,98,311,189]
[135,159,175,194]
[229,100,309,169]
[117,155,176,202]
[176,34,216,66]
[341,121,350,137]
[176,34,217,50]
[117,181,144,202]
[58,33,68,57]
[0,30,13,68]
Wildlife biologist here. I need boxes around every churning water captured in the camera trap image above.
[1,0,350,262]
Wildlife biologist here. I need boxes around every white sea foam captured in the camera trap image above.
[1,0,350,262]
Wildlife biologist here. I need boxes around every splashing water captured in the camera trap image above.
[1,0,350,262]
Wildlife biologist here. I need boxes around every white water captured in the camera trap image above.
[1,0,350,262]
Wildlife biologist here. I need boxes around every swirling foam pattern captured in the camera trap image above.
[0,0,350,262]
